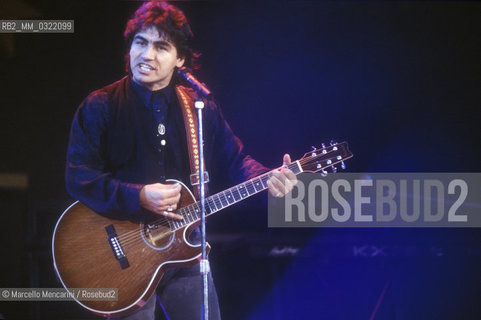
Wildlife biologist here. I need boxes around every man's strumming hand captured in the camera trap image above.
[140,183,183,220]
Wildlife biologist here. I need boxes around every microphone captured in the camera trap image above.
[177,67,212,98]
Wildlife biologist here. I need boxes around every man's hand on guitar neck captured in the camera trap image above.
[139,154,297,219]
[139,183,184,220]
[267,154,298,198]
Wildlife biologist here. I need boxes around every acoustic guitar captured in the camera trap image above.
[52,142,352,317]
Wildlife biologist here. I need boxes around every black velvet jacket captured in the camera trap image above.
[66,76,267,219]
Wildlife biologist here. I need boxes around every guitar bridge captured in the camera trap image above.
[105,224,130,269]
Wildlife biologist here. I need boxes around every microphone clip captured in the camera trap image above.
[177,67,212,98]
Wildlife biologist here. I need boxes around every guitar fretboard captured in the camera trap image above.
[168,162,302,230]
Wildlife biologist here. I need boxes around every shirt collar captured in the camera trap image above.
[130,77,174,107]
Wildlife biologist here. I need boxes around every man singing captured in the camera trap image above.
[65,1,296,319]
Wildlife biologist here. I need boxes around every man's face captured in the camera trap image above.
[129,26,185,91]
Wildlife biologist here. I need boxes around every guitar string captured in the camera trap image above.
[96,151,348,249]
[115,159,294,245]
[115,157,308,246]
[114,150,349,248]
[118,156,349,250]
[116,168,276,247]
[115,151,349,248]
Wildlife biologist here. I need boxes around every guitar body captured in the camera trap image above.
[52,142,352,318]
[52,180,209,317]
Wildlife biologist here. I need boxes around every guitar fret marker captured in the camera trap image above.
[253,179,263,192]
[238,185,247,198]
[208,199,216,212]
[228,190,236,203]
[164,142,352,234]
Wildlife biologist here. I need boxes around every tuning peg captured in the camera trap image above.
[311,146,317,150]
[330,140,339,151]
[321,168,328,176]
[331,166,337,173]
[321,143,327,154]
[341,161,346,169]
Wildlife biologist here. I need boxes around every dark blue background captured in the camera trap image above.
[0,1,479,319]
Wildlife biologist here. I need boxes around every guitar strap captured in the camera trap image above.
[175,85,208,199]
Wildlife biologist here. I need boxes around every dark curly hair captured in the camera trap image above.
[123,1,199,72]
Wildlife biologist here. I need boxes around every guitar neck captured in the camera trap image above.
[169,141,353,230]
[207,161,303,215]
[170,161,303,230]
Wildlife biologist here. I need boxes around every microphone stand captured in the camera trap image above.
[178,67,212,320]
[195,97,209,320]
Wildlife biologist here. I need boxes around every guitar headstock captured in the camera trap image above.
[298,141,353,175]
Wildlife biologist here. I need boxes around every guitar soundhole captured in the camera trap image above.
[140,220,175,251]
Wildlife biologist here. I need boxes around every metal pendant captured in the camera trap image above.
[158,123,166,135]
